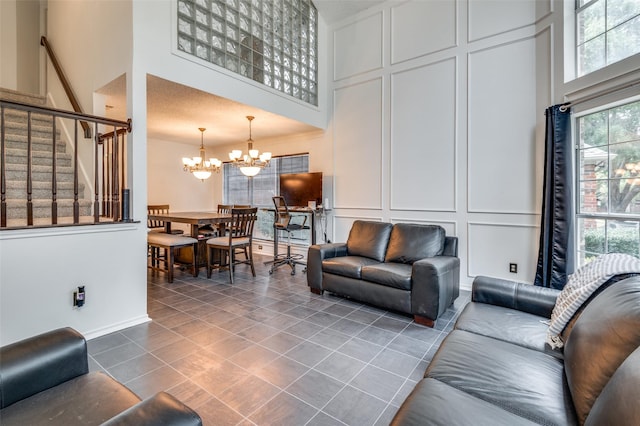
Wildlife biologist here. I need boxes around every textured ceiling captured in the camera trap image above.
[97,1,385,148]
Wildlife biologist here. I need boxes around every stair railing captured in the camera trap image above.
[40,36,92,139]
[0,99,132,229]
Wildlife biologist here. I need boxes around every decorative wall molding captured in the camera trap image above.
[467,0,543,43]
[467,221,540,280]
[467,33,541,215]
[333,11,383,81]
[333,77,384,210]
[390,217,458,236]
[390,56,457,212]
[390,0,457,65]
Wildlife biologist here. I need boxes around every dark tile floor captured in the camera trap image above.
[88,255,470,426]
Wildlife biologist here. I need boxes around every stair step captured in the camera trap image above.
[4,163,76,182]
[0,88,47,106]
[4,180,85,199]
[3,134,68,153]
[4,148,72,167]
[4,199,93,220]
[2,109,55,128]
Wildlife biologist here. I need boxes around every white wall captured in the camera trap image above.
[326,0,555,287]
[0,0,18,89]
[0,224,148,345]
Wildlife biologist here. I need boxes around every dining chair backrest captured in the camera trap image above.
[217,204,233,214]
[148,204,170,229]
[233,204,251,209]
[229,207,258,241]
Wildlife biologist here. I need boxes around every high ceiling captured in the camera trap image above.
[100,0,385,148]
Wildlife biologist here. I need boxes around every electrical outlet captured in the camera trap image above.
[258,245,263,250]
[509,263,518,274]
[73,286,85,307]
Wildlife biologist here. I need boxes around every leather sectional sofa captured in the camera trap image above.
[0,327,202,425]
[307,220,460,327]
[391,275,640,425]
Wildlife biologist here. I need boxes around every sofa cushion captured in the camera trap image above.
[454,302,563,359]
[385,224,445,264]
[563,276,640,424]
[0,371,140,425]
[584,345,640,425]
[425,330,576,425]
[391,378,540,426]
[346,221,393,262]
[322,256,380,279]
[361,262,413,290]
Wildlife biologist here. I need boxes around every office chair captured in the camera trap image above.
[265,196,309,275]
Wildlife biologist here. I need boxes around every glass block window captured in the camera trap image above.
[177,0,318,106]
[576,0,640,77]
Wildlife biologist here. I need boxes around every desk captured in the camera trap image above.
[147,211,232,268]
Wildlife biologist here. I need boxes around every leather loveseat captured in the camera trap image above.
[307,220,460,327]
[0,327,202,425]
[392,275,640,425]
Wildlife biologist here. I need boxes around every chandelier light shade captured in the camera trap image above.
[182,127,222,181]
[229,116,271,177]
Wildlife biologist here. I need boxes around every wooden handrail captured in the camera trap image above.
[40,36,92,139]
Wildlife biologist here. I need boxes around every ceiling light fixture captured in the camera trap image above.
[182,127,222,181]
[228,116,271,177]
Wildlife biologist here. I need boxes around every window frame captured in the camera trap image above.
[575,0,640,77]
[573,95,640,265]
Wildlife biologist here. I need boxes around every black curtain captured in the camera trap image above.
[534,104,574,289]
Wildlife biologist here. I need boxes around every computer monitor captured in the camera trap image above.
[279,172,323,207]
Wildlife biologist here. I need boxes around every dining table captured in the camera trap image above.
[147,211,233,269]
[147,211,232,237]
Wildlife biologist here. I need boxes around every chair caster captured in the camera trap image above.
[269,268,274,275]
[291,268,296,275]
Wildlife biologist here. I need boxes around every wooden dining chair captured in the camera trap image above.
[147,233,198,283]
[206,207,257,284]
[147,204,183,234]
[204,204,234,237]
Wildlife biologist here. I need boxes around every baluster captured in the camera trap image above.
[93,123,99,223]
[112,127,120,222]
[51,115,58,224]
[73,119,79,223]
[27,111,33,226]
[1,105,6,228]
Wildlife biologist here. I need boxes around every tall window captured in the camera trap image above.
[224,154,309,240]
[177,0,318,106]
[576,0,640,76]
[576,99,640,265]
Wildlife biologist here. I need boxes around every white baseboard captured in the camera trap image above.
[83,315,151,341]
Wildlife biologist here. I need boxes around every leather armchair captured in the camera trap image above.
[0,327,202,425]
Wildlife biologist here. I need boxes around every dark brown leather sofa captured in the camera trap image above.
[392,275,640,425]
[307,221,460,327]
[0,327,202,425]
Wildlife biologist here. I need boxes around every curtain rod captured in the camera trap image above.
[559,78,640,112]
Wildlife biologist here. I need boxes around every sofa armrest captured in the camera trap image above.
[411,256,460,321]
[101,392,202,426]
[0,327,88,408]
[472,275,560,318]
[307,243,348,290]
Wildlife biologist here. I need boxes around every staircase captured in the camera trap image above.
[1,88,92,228]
